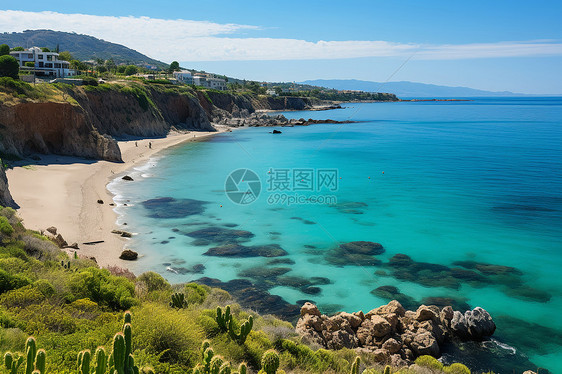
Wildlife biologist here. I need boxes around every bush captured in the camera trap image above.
[0,215,14,235]
[125,65,138,76]
[82,77,98,86]
[185,282,208,305]
[444,363,471,374]
[0,55,19,79]
[0,268,30,293]
[415,355,444,370]
[138,271,170,292]
[0,44,9,56]
[34,279,56,297]
[0,284,44,308]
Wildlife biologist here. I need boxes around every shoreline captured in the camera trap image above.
[6,126,229,268]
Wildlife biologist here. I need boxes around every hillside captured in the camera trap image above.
[0,29,167,68]
[300,79,526,98]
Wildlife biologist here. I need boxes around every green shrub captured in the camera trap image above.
[0,285,44,308]
[0,55,19,79]
[415,355,444,371]
[68,268,137,310]
[0,216,14,235]
[185,282,208,305]
[444,363,471,374]
[82,77,98,86]
[33,279,56,297]
[137,271,170,292]
[0,268,30,293]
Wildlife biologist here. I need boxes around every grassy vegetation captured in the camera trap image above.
[0,208,480,373]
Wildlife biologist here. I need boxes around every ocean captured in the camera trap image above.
[108,97,562,372]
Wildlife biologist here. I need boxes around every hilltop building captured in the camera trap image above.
[173,70,194,85]
[10,47,76,78]
[193,75,227,90]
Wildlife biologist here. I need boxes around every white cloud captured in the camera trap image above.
[1,10,562,62]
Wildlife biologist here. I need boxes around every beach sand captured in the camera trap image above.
[6,127,228,268]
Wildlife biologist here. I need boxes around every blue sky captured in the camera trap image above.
[1,1,561,93]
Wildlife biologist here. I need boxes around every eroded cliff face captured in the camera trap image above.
[0,167,15,208]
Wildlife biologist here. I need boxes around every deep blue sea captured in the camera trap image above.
[108,97,562,373]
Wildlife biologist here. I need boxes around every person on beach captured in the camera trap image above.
[149,142,152,149]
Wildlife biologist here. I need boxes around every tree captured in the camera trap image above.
[0,44,9,56]
[25,62,35,67]
[70,60,87,71]
[105,59,116,72]
[117,65,126,74]
[11,47,24,51]
[169,61,180,72]
[97,65,108,73]
[58,51,73,61]
[0,55,20,79]
[124,65,138,76]
[41,47,50,52]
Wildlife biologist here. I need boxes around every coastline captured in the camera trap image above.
[6,126,229,268]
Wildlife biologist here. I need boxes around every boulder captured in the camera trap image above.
[122,175,134,181]
[301,302,321,317]
[46,226,57,235]
[357,319,375,346]
[465,307,496,340]
[371,315,392,338]
[339,312,363,329]
[119,249,138,260]
[367,300,406,318]
[97,199,104,204]
[440,306,454,327]
[450,311,469,339]
[371,348,391,363]
[53,234,68,248]
[382,338,402,354]
[326,330,359,349]
[410,331,439,357]
[415,305,438,321]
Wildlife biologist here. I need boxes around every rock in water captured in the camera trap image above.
[465,307,496,340]
[122,175,134,181]
[119,249,138,260]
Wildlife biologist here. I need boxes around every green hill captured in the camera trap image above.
[0,29,167,68]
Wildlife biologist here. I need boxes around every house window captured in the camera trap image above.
[39,62,44,67]
[45,63,53,68]
[38,55,43,59]
[28,54,33,58]
[54,63,61,68]
[47,55,53,61]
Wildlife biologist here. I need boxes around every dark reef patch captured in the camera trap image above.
[185,226,254,244]
[370,285,417,310]
[325,241,384,267]
[196,277,300,321]
[204,243,288,258]
[267,258,296,265]
[142,197,208,218]
[329,201,368,215]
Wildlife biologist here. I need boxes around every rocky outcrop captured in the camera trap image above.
[296,301,495,368]
[0,167,16,208]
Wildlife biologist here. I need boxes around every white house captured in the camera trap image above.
[10,47,76,78]
[266,88,278,96]
[173,70,194,85]
[193,75,227,90]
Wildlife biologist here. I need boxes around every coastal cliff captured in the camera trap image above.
[0,82,324,164]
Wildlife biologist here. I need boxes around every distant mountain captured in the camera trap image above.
[299,79,528,98]
[0,29,167,68]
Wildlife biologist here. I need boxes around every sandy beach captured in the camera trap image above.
[6,127,228,268]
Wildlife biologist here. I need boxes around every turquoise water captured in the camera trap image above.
[108,98,562,372]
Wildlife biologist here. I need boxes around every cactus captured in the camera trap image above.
[383,365,391,374]
[219,362,232,374]
[124,323,132,362]
[78,350,91,374]
[201,340,211,360]
[5,352,24,374]
[34,349,46,374]
[238,363,247,374]
[203,347,215,373]
[124,311,132,325]
[113,332,126,374]
[261,350,279,374]
[210,356,224,374]
[74,251,78,259]
[228,315,253,345]
[169,292,188,308]
[94,347,107,374]
[216,305,232,332]
[25,337,37,374]
[350,357,360,374]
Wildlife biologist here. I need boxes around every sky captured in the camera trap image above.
[1,1,561,93]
